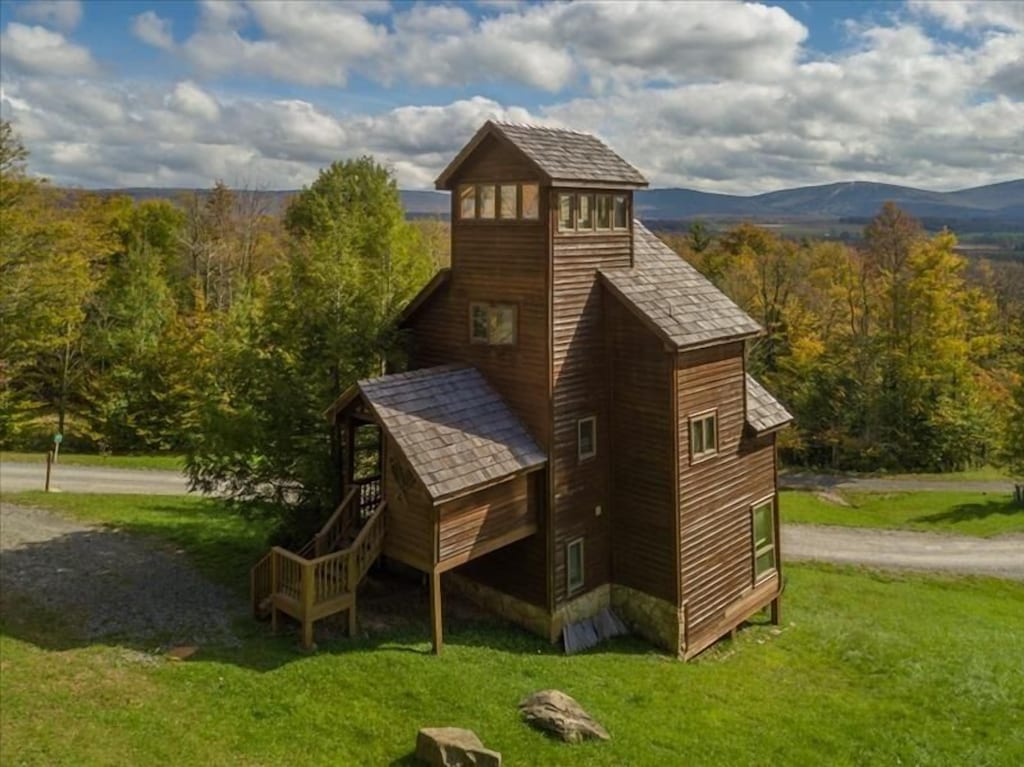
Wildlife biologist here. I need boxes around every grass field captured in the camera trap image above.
[779,465,1013,482]
[780,489,1024,537]
[0,451,185,471]
[2,492,1023,765]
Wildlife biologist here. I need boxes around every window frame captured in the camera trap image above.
[567,537,585,595]
[577,415,597,462]
[689,409,719,463]
[751,496,778,584]
[468,301,518,346]
[556,191,632,234]
[454,182,541,223]
[458,184,476,220]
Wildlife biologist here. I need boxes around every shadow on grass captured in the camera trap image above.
[0,521,655,672]
[911,498,1022,525]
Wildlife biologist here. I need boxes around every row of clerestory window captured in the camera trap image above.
[459,183,540,220]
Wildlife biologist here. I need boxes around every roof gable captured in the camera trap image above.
[600,222,762,350]
[435,120,647,190]
[356,365,547,503]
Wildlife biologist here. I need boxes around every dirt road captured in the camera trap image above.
[0,462,190,495]
[780,472,1015,494]
[783,524,1024,581]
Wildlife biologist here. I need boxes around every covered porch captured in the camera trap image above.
[328,364,548,653]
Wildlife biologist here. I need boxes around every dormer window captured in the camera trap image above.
[557,192,630,233]
[457,183,541,221]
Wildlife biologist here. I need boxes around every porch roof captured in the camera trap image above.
[349,365,546,503]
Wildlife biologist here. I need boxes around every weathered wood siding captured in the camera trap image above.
[606,297,677,603]
[550,205,633,605]
[677,343,778,643]
[382,436,433,572]
[405,137,550,607]
[437,474,538,568]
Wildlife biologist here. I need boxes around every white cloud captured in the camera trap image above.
[167,81,220,121]
[0,23,97,76]
[132,11,175,51]
[14,0,82,32]
[910,1,1024,32]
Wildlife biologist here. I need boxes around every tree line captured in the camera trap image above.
[662,213,1023,474]
[2,119,1022,524]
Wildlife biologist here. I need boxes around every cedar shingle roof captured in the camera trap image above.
[357,365,546,503]
[435,120,647,189]
[599,222,763,349]
[745,374,793,434]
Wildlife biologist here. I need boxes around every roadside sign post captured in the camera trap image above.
[45,450,53,493]
[53,432,63,463]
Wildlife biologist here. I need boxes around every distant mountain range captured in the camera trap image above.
[99,179,1024,224]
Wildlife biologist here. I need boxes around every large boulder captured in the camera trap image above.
[518,689,610,743]
[415,727,501,767]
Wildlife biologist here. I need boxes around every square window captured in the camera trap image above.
[500,184,518,219]
[577,193,595,230]
[752,500,776,581]
[577,416,596,461]
[459,185,476,219]
[521,184,539,219]
[478,184,496,219]
[596,195,612,230]
[558,193,575,231]
[567,538,584,594]
[470,302,516,345]
[690,411,717,460]
[613,195,628,229]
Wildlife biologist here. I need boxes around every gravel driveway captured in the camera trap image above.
[1,462,190,495]
[0,501,240,645]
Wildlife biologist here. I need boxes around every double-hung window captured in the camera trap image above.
[689,410,718,461]
[752,498,777,582]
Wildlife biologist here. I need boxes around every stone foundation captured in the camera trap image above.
[550,585,611,641]
[611,584,683,657]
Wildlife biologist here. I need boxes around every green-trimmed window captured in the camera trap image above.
[752,500,776,581]
[577,416,597,461]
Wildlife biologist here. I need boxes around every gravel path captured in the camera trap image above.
[0,501,240,645]
[783,524,1024,581]
[1,462,190,495]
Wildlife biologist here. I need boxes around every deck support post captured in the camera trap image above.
[270,552,279,634]
[430,569,443,655]
[770,595,781,626]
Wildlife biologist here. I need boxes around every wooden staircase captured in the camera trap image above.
[250,480,386,648]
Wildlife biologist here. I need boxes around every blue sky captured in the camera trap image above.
[1,0,1022,192]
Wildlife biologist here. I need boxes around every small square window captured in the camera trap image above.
[596,195,612,230]
[577,416,596,461]
[469,302,516,345]
[459,185,476,219]
[567,538,584,594]
[577,194,595,230]
[500,184,518,219]
[521,184,539,219]
[752,500,776,581]
[479,184,496,219]
[558,193,574,231]
[690,411,717,460]
[613,195,628,229]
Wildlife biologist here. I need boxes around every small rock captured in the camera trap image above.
[518,689,610,743]
[415,727,501,767]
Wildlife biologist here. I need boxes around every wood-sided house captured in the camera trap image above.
[254,121,792,659]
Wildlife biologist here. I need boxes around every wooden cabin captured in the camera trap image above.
[254,121,792,659]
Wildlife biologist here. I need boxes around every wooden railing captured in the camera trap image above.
[252,500,388,647]
[355,475,382,520]
[313,486,358,557]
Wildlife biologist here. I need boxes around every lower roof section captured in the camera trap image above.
[336,364,547,504]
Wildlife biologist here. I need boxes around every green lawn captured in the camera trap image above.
[780,489,1024,537]
[2,492,1023,765]
[780,465,1013,483]
[0,451,185,471]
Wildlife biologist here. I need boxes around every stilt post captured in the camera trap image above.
[430,569,443,654]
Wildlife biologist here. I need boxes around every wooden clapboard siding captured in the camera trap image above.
[437,474,537,568]
[550,217,633,605]
[457,472,548,607]
[677,343,777,637]
[606,296,677,603]
[452,133,540,183]
[382,436,433,572]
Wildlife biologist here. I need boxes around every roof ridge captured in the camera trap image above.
[490,120,591,137]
